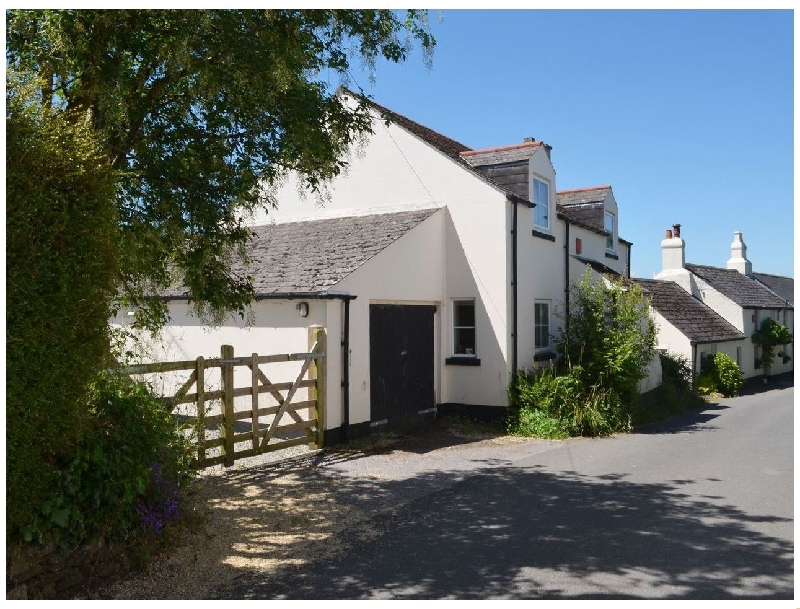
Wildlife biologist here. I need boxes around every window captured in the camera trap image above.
[453,299,476,356]
[605,212,615,251]
[535,301,550,350]
[533,178,549,230]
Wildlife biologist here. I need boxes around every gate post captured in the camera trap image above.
[308,326,326,448]
[221,344,235,466]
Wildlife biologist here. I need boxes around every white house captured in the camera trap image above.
[651,225,793,380]
[130,89,642,444]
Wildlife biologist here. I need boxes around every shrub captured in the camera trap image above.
[752,319,793,376]
[633,352,705,425]
[700,352,743,397]
[6,71,119,538]
[20,373,196,549]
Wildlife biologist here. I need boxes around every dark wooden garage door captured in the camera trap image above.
[369,304,436,426]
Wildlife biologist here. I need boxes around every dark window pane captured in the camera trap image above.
[454,301,475,327]
[454,328,476,355]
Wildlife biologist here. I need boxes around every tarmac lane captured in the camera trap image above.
[214,386,793,600]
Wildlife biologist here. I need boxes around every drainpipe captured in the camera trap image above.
[692,342,698,387]
[512,197,519,379]
[342,298,351,443]
[626,242,632,280]
[564,219,570,343]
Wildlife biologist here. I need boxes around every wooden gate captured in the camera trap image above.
[114,327,326,469]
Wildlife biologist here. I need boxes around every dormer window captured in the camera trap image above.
[604,211,615,251]
[533,177,549,230]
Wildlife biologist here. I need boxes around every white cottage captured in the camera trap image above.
[142,90,637,444]
[651,225,793,380]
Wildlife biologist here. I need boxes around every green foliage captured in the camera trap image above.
[558,273,657,405]
[509,274,657,438]
[20,373,196,549]
[710,353,743,397]
[6,9,436,327]
[6,72,119,537]
[633,352,705,425]
[752,318,793,375]
[696,373,718,396]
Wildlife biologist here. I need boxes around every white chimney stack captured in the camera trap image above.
[661,223,685,272]
[727,231,752,275]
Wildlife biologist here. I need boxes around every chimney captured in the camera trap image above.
[661,224,685,271]
[523,137,536,143]
[727,231,752,275]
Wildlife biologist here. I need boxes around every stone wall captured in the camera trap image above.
[7,538,137,599]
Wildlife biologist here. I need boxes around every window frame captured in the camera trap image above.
[532,176,550,231]
[604,211,616,252]
[451,298,477,357]
[534,300,551,351]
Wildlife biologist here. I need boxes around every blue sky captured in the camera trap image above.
[341,9,794,279]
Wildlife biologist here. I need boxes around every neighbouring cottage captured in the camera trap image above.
[120,89,654,444]
[641,225,793,380]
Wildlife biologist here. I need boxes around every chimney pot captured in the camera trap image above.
[665,229,673,239]
[672,223,681,238]
[523,137,535,143]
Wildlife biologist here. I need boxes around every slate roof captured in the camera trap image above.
[753,272,794,306]
[557,186,612,207]
[685,264,791,310]
[344,88,616,239]
[572,254,620,277]
[633,278,746,344]
[163,208,439,298]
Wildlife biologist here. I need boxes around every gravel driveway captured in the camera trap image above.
[93,418,556,599]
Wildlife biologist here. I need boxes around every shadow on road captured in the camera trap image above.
[213,456,792,600]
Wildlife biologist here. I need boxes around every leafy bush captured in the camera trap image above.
[6,71,119,538]
[633,352,705,425]
[20,373,196,549]
[509,273,656,439]
[696,373,718,396]
[699,352,743,397]
[508,366,630,438]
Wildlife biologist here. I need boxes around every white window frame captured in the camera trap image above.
[534,300,551,351]
[452,299,477,357]
[533,177,550,231]
[605,211,615,252]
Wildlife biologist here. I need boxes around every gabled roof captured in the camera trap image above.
[633,278,746,344]
[557,185,612,207]
[163,208,439,298]
[753,272,794,306]
[343,90,633,244]
[685,264,790,310]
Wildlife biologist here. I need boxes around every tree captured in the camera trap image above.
[6,9,434,541]
[6,9,436,327]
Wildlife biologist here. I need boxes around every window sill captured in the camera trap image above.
[533,351,557,362]
[532,229,556,242]
[605,252,619,260]
[446,357,481,366]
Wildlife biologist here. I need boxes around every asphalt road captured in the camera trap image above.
[218,386,794,600]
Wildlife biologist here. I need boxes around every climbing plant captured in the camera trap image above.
[751,318,793,376]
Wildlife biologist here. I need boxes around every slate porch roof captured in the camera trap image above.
[163,208,439,298]
[343,88,625,242]
[572,254,620,277]
[633,278,746,345]
[753,272,794,307]
[685,264,791,310]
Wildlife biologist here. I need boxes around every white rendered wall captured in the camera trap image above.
[336,210,445,424]
[112,300,328,421]
[246,106,508,226]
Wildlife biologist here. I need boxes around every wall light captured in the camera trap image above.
[297,302,309,318]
